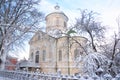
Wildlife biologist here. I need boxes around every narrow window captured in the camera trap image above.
[64,22,66,27]
[59,50,62,61]
[74,49,79,59]
[35,51,39,63]
[43,50,46,61]
[31,52,33,61]
[38,35,40,40]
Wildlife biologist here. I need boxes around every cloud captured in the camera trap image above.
[37,0,79,27]
[38,0,55,15]
[101,9,120,33]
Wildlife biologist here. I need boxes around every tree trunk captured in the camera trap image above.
[109,38,119,68]
[88,30,97,52]
[0,49,6,70]
[67,36,70,75]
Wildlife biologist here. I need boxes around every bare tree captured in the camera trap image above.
[0,0,44,69]
[97,16,120,77]
[66,9,108,76]
[74,9,105,52]
[66,10,120,77]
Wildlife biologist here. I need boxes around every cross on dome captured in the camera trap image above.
[54,3,60,10]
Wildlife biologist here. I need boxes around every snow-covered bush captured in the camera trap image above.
[76,52,110,76]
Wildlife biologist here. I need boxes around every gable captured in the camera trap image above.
[29,31,56,45]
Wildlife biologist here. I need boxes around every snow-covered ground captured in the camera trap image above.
[0,77,14,80]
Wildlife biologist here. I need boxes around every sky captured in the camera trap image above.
[39,0,120,34]
[14,0,120,60]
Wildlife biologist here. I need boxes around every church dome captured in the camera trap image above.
[45,4,69,37]
[45,4,68,21]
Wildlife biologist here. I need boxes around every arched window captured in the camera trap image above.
[31,52,33,61]
[35,51,39,63]
[42,50,46,61]
[64,21,66,27]
[59,50,62,61]
[74,49,79,59]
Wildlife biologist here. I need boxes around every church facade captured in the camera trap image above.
[28,5,87,75]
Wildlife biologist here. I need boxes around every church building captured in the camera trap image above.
[28,5,87,75]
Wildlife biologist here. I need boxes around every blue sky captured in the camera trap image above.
[47,0,119,10]
[46,0,120,11]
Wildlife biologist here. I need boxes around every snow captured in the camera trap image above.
[103,73,112,78]
[81,52,109,76]
[0,77,14,80]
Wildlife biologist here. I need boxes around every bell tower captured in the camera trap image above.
[45,4,68,37]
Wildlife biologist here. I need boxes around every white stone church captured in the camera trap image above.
[19,5,87,75]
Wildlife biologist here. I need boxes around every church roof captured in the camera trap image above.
[29,30,56,44]
[18,60,40,67]
[45,4,69,21]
